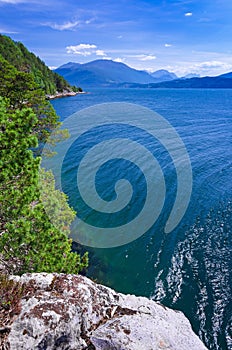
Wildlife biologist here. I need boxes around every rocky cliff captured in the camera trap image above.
[2,273,207,350]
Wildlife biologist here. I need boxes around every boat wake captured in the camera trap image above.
[152,201,232,350]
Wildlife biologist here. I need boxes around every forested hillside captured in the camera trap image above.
[0,34,79,95]
[0,40,88,275]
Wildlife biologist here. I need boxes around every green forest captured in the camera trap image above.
[0,34,81,95]
[0,36,88,275]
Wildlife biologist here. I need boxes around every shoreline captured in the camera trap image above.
[46,90,87,100]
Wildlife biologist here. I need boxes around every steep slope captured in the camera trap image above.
[0,35,77,94]
[55,60,158,87]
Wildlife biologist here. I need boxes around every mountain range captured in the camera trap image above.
[123,73,232,89]
[55,60,177,88]
[55,59,232,89]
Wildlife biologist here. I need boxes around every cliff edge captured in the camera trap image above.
[2,273,207,350]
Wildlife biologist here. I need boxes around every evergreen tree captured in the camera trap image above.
[0,38,88,275]
[0,34,78,95]
[0,55,69,150]
[0,98,88,275]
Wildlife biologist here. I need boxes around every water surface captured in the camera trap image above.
[52,88,232,350]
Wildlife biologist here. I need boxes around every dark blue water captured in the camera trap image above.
[51,89,232,350]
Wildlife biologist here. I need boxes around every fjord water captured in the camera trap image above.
[51,89,232,350]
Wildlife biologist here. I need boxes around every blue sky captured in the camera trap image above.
[1,0,232,76]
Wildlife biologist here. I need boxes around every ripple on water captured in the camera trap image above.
[152,201,232,350]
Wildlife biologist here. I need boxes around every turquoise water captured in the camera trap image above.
[51,89,232,350]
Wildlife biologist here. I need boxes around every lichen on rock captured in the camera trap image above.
[1,273,207,350]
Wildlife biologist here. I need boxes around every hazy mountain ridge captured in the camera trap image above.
[56,59,232,88]
[219,72,232,79]
[55,60,178,87]
[123,75,232,89]
[181,73,201,79]
[150,69,177,81]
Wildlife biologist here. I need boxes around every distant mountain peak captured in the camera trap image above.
[55,60,178,88]
[150,69,177,81]
[55,59,158,87]
[58,62,81,69]
[153,69,173,74]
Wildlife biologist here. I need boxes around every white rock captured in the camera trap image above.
[3,273,207,350]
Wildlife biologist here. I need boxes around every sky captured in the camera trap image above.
[1,0,232,76]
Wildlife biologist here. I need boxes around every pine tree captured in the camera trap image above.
[0,55,69,152]
[0,98,88,274]
[0,34,75,95]
[0,92,88,274]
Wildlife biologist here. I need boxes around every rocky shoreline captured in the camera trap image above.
[1,273,207,350]
[46,90,86,100]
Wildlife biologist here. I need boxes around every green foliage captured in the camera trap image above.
[0,34,78,95]
[0,97,88,275]
[0,100,39,222]
[72,85,83,93]
[0,56,37,109]
[0,36,87,276]
[39,168,76,235]
[0,55,68,149]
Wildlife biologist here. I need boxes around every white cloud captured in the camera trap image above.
[192,60,232,74]
[73,44,97,50]
[0,0,39,3]
[145,68,156,73]
[85,18,95,25]
[95,49,106,56]
[184,60,232,73]
[127,54,156,61]
[112,49,232,77]
[185,12,193,16]
[117,35,123,39]
[49,66,57,70]
[196,61,228,69]
[165,43,172,47]
[66,43,113,59]
[102,56,112,60]
[45,20,80,31]
[0,27,18,33]
[0,0,26,3]
[139,55,156,61]
[43,17,93,31]
[66,44,97,56]
[114,57,125,63]
[164,60,232,77]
